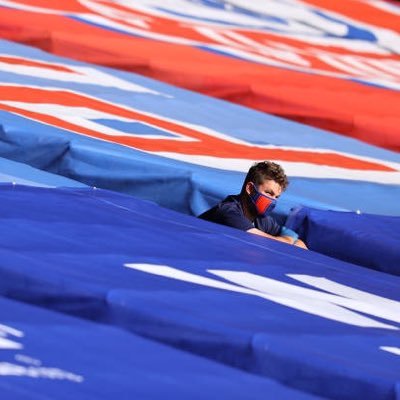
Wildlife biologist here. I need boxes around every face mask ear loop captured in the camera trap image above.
[248,182,259,208]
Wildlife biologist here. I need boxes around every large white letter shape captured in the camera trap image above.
[124,263,400,330]
[0,324,23,350]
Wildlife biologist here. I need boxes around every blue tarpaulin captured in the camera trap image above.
[0,156,86,188]
[0,40,399,217]
[1,3,400,399]
[0,184,399,399]
[0,296,315,399]
[286,207,400,276]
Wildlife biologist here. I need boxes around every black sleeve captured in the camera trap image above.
[200,204,253,231]
[255,216,282,236]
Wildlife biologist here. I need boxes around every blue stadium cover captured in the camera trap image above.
[0,156,86,188]
[0,40,399,217]
[286,207,400,276]
[0,297,315,399]
[0,184,399,399]
[0,0,399,151]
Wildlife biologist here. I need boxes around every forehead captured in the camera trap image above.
[258,180,282,195]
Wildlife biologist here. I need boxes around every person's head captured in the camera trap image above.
[240,161,288,216]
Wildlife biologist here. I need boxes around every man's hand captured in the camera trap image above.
[280,235,308,249]
[247,228,308,249]
[293,239,308,249]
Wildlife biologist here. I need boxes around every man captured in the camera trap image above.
[199,161,307,248]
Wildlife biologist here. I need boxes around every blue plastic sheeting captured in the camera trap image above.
[0,40,399,216]
[0,156,86,188]
[285,207,400,276]
[0,297,316,400]
[0,184,399,399]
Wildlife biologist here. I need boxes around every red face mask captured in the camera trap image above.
[248,182,277,216]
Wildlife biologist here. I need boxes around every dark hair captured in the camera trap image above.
[241,161,288,193]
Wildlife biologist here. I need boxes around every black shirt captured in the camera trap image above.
[199,195,282,236]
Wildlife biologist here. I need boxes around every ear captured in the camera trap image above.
[245,182,253,195]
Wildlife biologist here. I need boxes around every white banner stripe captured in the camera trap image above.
[152,153,400,185]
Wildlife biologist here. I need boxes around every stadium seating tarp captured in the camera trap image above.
[0,40,399,217]
[0,156,86,187]
[0,297,318,400]
[0,0,398,150]
[286,207,400,276]
[0,184,399,399]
